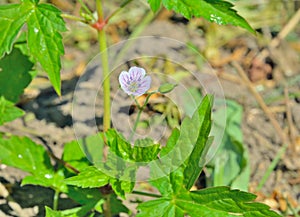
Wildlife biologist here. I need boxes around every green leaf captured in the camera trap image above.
[0,4,28,57]
[105,129,132,160]
[0,136,66,190]
[0,48,34,102]
[133,138,160,162]
[65,166,109,188]
[77,133,105,165]
[45,206,90,217]
[137,186,281,217]
[110,178,135,199]
[161,0,255,33]
[159,128,180,157]
[65,187,106,216]
[62,140,91,172]
[158,83,177,94]
[106,129,160,162]
[0,136,52,174]
[150,95,212,187]
[207,100,250,191]
[0,1,66,95]
[0,96,25,125]
[22,169,67,192]
[183,95,213,190]
[109,193,130,215]
[25,2,66,95]
[148,0,161,12]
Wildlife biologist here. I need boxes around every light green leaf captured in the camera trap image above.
[0,96,25,125]
[137,186,281,217]
[0,48,34,102]
[0,4,29,57]
[161,0,255,33]
[22,169,67,192]
[45,206,88,217]
[147,0,161,12]
[0,136,52,174]
[158,83,177,94]
[25,2,66,95]
[65,166,109,188]
[62,140,91,172]
[208,100,250,191]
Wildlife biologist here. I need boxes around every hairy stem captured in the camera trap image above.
[95,2,111,216]
[96,0,111,132]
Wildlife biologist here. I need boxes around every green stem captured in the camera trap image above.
[96,0,111,132]
[78,0,95,20]
[129,92,156,141]
[130,106,143,142]
[132,190,161,198]
[256,143,288,191]
[61,13,86,23]
[53,189,60,210]
[95,1,111,216]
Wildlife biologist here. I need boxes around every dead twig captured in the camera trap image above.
[259,8,300,60]
[231,61,288,145]
[284,88,297,153]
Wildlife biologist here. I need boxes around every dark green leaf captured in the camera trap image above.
[109,193,130,215]
[0,48,34,102]
[147,0,161,12]
[66,186,103,206]
[25,2,66,95]
[137,186,281,217]
[0,96,24,125]
[0,4,28,57]
[161,0,255,33]
[65,166,109,188]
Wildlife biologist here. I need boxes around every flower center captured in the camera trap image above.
[128,81,139,92]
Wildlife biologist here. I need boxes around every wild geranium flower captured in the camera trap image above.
[119,66,151,96]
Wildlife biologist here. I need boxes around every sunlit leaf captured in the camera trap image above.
[0,4,28,57]
[65,166,109,188]
[148,0,161,12]
[161,0,255,33]
[0,136,52,174]
[25,2,66,95]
